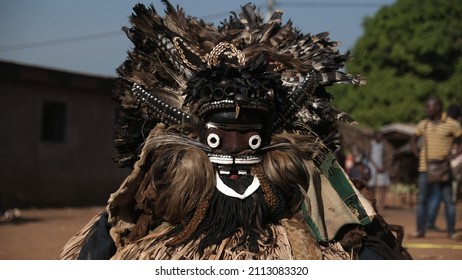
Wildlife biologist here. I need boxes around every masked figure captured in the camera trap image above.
[58,1,410,260]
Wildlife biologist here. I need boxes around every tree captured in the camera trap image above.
[332,0,462,128]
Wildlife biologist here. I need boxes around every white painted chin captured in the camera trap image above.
[215,172,260,199]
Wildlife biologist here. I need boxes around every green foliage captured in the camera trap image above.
[332,0,462,128]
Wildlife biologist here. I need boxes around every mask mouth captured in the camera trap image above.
[217,165,252,179]
[214,164,260,199]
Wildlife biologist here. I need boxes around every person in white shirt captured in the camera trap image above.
[367,131,391,212]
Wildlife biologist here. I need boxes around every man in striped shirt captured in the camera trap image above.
[411,96,462,239]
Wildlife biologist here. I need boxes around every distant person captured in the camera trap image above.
[428,104,462,221]
[367,131,391,212]
[348,153,371,183]
[410,97,462,239]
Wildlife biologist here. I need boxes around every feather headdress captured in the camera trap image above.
[113,0,364,167]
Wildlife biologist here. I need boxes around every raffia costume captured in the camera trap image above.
[58,1,410,260]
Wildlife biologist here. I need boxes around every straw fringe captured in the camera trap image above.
[58,213,351,260]
[110,215,349,260]
[112,223,293,260]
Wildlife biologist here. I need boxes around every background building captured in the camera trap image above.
[0,61,129,209]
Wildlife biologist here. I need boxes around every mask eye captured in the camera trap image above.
[207,133,220,148]
[248,134,261,150]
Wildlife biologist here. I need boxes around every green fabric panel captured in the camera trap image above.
[317,152,371,225]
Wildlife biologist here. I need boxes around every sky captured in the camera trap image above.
[0,0,395,77]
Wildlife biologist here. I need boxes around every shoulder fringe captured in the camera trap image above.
[57,212,352,260]
[110,216,350,260]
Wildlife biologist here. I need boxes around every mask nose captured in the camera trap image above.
[222,131,248,154]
